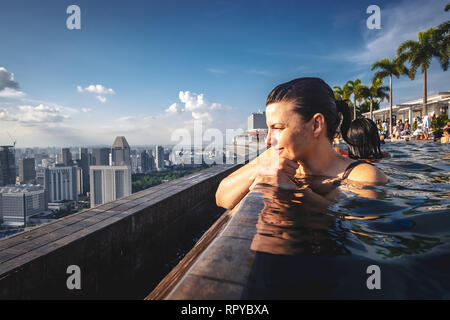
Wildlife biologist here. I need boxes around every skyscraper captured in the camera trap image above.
[155,145,164,171]
[76,167,83,195]
[18,158,36,184]
[0,146,16,186]
[111,136,131,166]
[248,111,267,130]
[89,165,131,208]
[79,147,90,194]
[140,150,149,173]
[44,166,78,202]
[148,153,155,171]
[61,148,73,166]
[91,148,110,165]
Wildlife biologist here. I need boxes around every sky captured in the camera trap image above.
[0,0,449,147]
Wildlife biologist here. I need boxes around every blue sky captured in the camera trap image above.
[0,0,449,147]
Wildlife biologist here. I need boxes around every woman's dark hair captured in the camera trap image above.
[265,77,352,142]
[346,118,383,160]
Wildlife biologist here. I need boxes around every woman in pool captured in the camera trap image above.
[441,122,450,144]
[216,77,388,210]
[335,117,390,163]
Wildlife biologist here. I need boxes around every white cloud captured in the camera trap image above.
[77,84,115,103]
[176,90,232,117]
[0,104,71,125]
[81,108,92,113]
[77,84,115,95]
[178,91,207,111]
[96,95,107,103]
[0,67,24,98]
[192,111,213,122]
[0,108,12,120]
[161,91,239,133]
[16,104,70,124]
[165,102,183,114]
[0,87,25,97]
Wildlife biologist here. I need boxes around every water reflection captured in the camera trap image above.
[243,142,450,298]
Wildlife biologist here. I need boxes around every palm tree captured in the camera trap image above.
[364,79,389,120]
[354,83,369,117]
[343,79,362,120]
[397,28,449,117]
[434,15,449,73]
[332,85,345,100]
[371,58,407,136]
[333,85,354,117]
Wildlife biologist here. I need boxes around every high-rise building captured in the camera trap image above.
[18,158,36,184]
[79,147,89,194]
[91,148,110,166]
[0,146,16,187]
[155,145,165,171]
[111,136,131,166]
[148,153,155,171]
[44,166,78,202]
[61,148,73,166]
[248,111,267,130]
[89,165,131,208]
[140,151,149,173]
[0,185,47,226]
[131,153,139,173]
[76,167,83,195]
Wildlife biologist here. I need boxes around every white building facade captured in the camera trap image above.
[44,166,78,202]
[0,185,47,226]
[89,165,131,208]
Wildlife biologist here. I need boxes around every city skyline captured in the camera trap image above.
[1,0,449,147]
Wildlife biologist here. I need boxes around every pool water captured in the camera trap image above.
[244,141,450,299]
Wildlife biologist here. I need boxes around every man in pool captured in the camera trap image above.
[216,77,387,210]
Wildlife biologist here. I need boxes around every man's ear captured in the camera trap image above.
[312,113,325,138]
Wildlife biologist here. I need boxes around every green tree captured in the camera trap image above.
[343,79,362,120]
[371,58,407,136]
[354,83,369,117]
[397,28,449,117]
[332,85,345,100]
[360,79,389,120]
[431,114,449,138]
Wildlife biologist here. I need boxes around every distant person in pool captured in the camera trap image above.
[334,118,390,163]
[216,77,388,210]
[441,122,450,144]
[402,119,411,136]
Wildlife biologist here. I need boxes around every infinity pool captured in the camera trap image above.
[243,141,450,299]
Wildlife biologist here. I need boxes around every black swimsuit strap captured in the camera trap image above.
[342,160,369,180]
